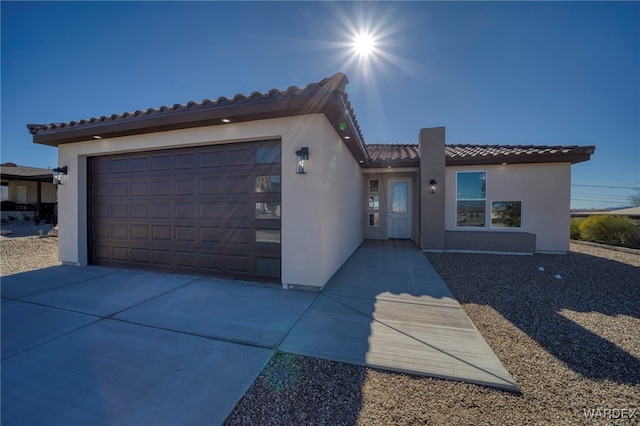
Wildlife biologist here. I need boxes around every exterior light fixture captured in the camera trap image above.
[295,147,309,174]
[93,135,102,139]
[52,166,68,185]
[221,118,231,123]
[429,179,438,193]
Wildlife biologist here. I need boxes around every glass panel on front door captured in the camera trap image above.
[391,182,408,214]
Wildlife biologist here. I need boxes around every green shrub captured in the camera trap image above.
[570,218,583,240]
[578,215,636,247]
[622,226,640,249]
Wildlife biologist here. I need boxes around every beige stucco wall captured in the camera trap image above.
[444,162,572,253]
[56,114,363,288]
[6,180,57,204]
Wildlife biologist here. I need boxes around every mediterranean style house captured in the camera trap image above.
[27,73,594,290]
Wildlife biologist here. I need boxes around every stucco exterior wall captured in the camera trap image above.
[444,162,572,253]
[318,118,364,287]
[6,180,57,204]
[56,113,363,288]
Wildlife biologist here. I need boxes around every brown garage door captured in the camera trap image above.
[89,140,282,281]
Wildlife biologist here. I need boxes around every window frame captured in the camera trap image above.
[367,179,380,227]
[455,171,487,228]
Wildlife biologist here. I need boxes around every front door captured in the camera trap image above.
[387,178,412,239]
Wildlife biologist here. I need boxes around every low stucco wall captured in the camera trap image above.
[56,114,363,288]
[444,163,572,253]
[445,231,536,253]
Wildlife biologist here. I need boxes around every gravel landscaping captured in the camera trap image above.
[2,232,638,424]
[1,222,60,276]
[228,243,639,425]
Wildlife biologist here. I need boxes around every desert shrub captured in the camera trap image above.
[570,218,583,240]
[622,226,640,249]
[578,215,636,246]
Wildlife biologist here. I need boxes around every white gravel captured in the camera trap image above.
[2,232,638,424]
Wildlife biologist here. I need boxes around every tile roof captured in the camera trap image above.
[0,163,53,180]
[444,144,595,165]
[365,144,420,167]
[27,73,369,163]
[26,72,594,168]
[363,144,595,167]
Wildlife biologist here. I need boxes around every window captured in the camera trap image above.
[256,229,281,244]
[255,176,281,193]
[391,182,408,214]
[255,202,281,219]
[492,201,522,228]
[368,195,379,210]
[0,183,7,201]
[256,146,281,164]
[456,172,486,227]
[368,179,380,227]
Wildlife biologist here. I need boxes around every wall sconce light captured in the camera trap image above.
[429,179,438,193]
[295,147,309,174]
[52,166,68,185]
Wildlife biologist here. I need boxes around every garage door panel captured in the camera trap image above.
[224,201,251,221]
[175,153,196,169]
[110,159,128,173]
[200,177,222,194]
[152,180,172,195]
[199,151,223,168]
[131,248,150,263]
[111,204,129,218]
[130,181,150,196]
[175,178,196,195]
[175,226,196,242]
[227,147,253,166]
[152,203,171,219]
[175,202,196,219]
[199,202,222,220]
[130,157,150,172]
[224,176,251,194]
[225,256,252,274]
[112,247,130,262]
[131,225,150,240]
[152,155,172,170]
[131,204,149,219]
[90,140,281,281]
[111,224,129,240]
[200,227,222,243]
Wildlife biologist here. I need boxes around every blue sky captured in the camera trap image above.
[2,1,638,209]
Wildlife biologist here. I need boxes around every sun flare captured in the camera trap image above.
[352,32,376,57]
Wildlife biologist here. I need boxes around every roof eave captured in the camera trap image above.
[364,159,420,169]
[446,151,594,166]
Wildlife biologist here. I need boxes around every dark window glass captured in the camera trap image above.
[256,146,281,164]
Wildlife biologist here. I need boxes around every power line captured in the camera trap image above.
[571,184,640,190]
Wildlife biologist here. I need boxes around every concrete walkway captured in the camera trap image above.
[1,241,517,425]
[281,240,518,392]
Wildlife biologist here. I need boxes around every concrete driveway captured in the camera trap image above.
[1,266,316,425]
[2,241,517,425]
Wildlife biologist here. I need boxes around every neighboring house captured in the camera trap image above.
[571,207,640,222]
[0,163,57,223]
[27,73,595,290]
